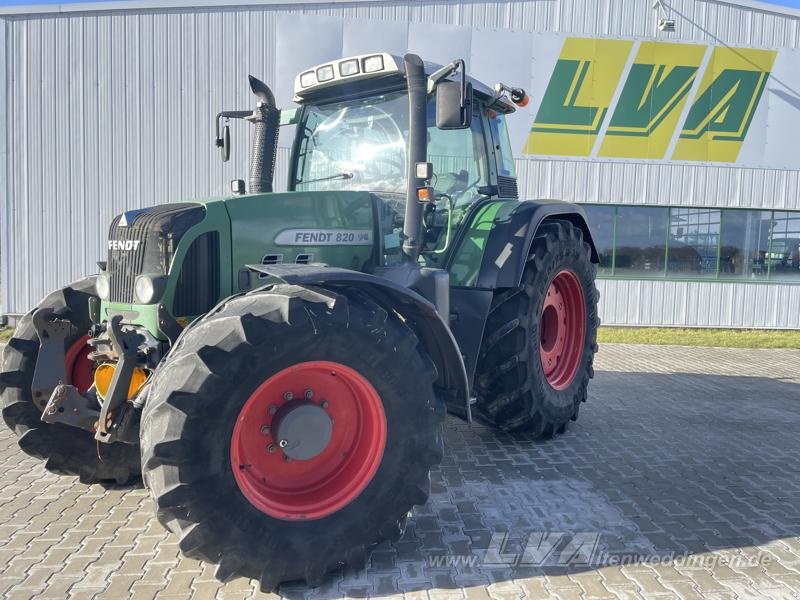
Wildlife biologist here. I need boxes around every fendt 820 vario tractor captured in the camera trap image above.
[1,53,599,589]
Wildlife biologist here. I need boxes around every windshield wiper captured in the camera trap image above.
[297,172,354,185]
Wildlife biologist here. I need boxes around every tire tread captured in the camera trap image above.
[473,220,599,435]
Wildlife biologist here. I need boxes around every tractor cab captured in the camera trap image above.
[216,53,527,276]
[287,54,521,267]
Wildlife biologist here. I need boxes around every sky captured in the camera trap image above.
[0,0,799,6]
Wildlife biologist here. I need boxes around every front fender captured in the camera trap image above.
[247,264,471,418]
[476,199,599,289]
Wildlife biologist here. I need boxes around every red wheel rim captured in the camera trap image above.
[230,361,387,521]
[65,335,93,394]
[539,270,586,390]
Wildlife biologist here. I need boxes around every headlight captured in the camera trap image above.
[316,64,335,82]
[96,273,110,300]
[339,59,359,77]
[134,275,167,304]
[299,70,317,88]
[362,54,384,73]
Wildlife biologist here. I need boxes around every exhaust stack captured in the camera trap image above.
[214,75,280,194]
[247,76,281,194]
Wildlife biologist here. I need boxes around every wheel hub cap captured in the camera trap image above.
[274,402,333,461]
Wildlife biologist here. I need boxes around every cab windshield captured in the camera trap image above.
[293,90,489,211]
[294,91,409,195]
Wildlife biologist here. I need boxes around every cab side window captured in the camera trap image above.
[488,112,516,179]
[425,106,489,210]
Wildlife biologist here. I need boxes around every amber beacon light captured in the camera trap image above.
[493,82,529,107]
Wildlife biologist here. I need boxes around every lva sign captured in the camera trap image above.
[524,38,779,164]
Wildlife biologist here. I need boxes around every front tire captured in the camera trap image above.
[141,284,444,590]
[0,278,141,484]
[474,220,599,434]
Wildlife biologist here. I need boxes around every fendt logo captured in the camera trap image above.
[524,38,777,162]
[108,240,141,251]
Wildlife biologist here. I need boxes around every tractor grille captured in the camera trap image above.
[107,204,205,304]
[172,231,220,316]
[108,218,151,304]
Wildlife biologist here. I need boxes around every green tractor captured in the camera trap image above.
[0,53,599,589]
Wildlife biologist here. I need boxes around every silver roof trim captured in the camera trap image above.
[2,0,799,19]
[0,0,393,17]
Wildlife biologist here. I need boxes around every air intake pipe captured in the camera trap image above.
[402,53,428,263]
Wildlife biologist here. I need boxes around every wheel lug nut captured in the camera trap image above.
[283,392,293,401]
[321,400,329,409]
[284,455,292,462]
[267,444,276,453]
[261,425,271,435]
[304,389,313,400]
[268,405,277,415]
[279,439,288,448]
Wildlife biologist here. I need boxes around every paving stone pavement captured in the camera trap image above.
[0,343,799,599]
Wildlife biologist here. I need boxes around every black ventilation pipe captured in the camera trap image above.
[402,53,428,264]
[247,75,281,194]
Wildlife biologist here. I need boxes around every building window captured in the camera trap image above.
[768,212,800,281]
[578,204,800,284]
[719,209,771,279]
[582,205,614,275]
[668,208,720,278]
[613,206,668,276]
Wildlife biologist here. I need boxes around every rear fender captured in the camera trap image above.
[475,200,599,289]
[246,264,470,417]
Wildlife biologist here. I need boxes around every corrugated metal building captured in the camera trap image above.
[2,0,800,327]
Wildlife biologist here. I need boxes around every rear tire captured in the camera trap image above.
[141,284,444,590]
[474,220,599,435]
[0,278,141,484]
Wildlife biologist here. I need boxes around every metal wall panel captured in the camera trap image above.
[0,19,8,315]
[2,0,800,331]
[1,9,281,312]
[516,159,800,210]
[597,279,800,329]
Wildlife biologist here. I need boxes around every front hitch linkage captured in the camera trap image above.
[40,314,144,445]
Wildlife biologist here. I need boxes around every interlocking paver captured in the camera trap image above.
[618,567,672,596]
[568,571,616,598]
[130,582,169,600]
[0,343,798,598]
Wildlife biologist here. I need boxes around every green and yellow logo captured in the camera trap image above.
[524,38,777,163]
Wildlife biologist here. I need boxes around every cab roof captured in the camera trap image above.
[293,53,516,114]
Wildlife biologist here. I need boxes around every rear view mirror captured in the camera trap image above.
[221,124,231,162]
[436,80,473,129]
[214,110,252,163]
